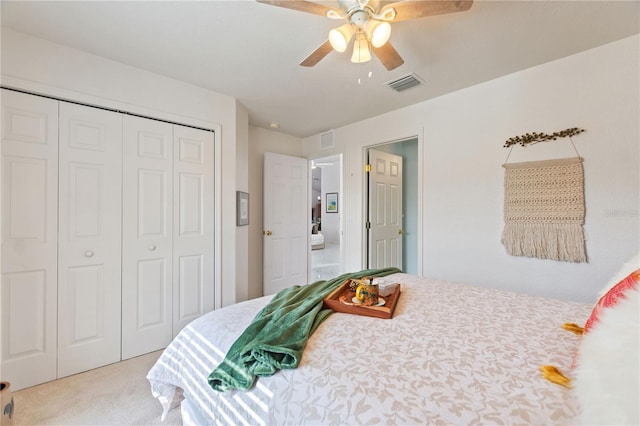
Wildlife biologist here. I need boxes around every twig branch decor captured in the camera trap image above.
[503,127,585,148]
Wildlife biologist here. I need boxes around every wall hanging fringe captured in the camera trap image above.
[501,128,587,263]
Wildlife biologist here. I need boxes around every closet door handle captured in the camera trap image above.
[148,244,156,251]
[85,250,94,258]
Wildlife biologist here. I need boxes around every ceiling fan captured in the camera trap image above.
[257,0,473,71]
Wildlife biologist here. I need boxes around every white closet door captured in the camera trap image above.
[57,102,122,377]
[172,125,214,335]
[122,116,174,359]
[1,90,59,390]
[368,149,403,270]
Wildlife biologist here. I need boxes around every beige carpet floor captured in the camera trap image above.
[12,351,182,425]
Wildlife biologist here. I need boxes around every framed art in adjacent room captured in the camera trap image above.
[237,191,249,226]
[326,192,338,213]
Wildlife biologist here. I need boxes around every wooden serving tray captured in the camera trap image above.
[323,279,401,319]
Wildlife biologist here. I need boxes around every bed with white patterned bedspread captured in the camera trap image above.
[147,273,591,425]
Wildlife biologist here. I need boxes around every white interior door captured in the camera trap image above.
[122,116,174,359]
[263,152,308,295]
[172,125,214,335]
[368,149,403,269]
[57,102,122,378]
[1,89,59,390]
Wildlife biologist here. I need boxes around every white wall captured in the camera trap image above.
[235,102,250,302]
[303,35,640,303]
[247,126,302,299]
[1,28,244,307]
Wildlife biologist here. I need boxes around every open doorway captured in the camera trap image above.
[366,138,418,274]
[309,154,342,282]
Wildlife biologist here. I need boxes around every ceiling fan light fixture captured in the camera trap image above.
[260,0,474,70]
[365,20,391,48]
[351,31,371,63]
[329,23,355,53]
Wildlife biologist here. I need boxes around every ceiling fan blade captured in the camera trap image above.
[380,0,473,22]
[372,42,404,71]
[300,40,334,67]
[377,1,398,9]
[256,0,340,17]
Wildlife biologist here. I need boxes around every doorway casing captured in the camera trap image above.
[308,154,343,282]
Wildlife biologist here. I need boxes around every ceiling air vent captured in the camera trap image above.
[386,73,424,92]
[320,131,334,149]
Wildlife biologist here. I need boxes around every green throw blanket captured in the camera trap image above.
[208,267,401,392]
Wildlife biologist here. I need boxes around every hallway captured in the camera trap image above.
[310,242,340,282]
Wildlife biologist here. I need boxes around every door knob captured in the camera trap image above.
[85,250,94,257]
[148,244,156,251]
[398,229,404,235]
[264,230,272,236]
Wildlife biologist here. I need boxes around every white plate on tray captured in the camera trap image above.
[351,297,385,307]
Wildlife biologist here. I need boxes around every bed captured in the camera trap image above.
[311,232,324,250]
[147,272,596,425]
[311,223,324,250]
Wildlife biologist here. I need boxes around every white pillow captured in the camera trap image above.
[574,261,639,425]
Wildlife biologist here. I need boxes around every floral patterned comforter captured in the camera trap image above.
[147,273,591,425]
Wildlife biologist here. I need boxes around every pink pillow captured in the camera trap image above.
[584,269,639,334]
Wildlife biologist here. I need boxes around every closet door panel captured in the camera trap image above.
[173,126,214,335]
[57,102,122,377]
[122,116,173,359]
[1,90,58,390]
[177,254,203,322]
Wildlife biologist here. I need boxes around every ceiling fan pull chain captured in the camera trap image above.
[356,60,373,85]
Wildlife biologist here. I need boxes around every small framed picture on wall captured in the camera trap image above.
[326,192,338,213]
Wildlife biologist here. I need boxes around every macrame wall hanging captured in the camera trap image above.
[501,128,587,263]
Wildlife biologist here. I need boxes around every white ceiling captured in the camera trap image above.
[1,0,638,138]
